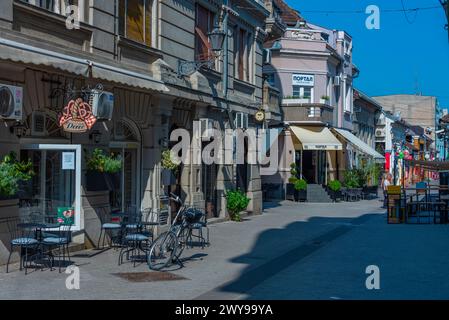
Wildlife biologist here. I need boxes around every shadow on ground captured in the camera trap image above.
[205,211,384,299]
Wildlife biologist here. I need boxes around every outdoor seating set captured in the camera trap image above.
[2,194,210,274]
[3,213,72,274]
[97,195,210,269]
[386,183,449,224]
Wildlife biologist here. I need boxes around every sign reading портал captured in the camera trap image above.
[292,74,315,86]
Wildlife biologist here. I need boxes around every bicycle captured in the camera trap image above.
[147,193,203,270]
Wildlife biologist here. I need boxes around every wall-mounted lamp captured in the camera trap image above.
[9,122,27,138]
[89,130,102,144]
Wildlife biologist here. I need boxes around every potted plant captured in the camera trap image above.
[0,152,34,200]
[294,179,307,202]
[225,189,250,222]
[328,180,342,202]
[85,148,122,191]
[286,163,298,201]
[320,95,330,104]
[161,149,179,186]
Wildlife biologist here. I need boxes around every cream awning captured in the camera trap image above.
[290,126,343,151]
[0,37,169,92]
[333,128,385,162]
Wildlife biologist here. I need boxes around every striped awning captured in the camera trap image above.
[333,128,385,162]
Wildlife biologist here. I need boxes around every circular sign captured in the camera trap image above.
[255,110,265,122]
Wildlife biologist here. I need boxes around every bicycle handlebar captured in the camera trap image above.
[170,193,182,204]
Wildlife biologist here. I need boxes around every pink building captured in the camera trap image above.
[262,2,359,200]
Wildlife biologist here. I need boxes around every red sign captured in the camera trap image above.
[385,152,391,171]
[58,98,97,133]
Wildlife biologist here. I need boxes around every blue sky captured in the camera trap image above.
[285,0,449,109]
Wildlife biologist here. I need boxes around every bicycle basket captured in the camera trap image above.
[183,208,204,223]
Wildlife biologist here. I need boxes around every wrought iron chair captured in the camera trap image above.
[41,216,73,273]
[185,207,210,249]
[97,206,122,249]
[118,207,152,267]
[5,217,39,274]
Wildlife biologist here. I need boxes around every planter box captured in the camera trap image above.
[161,169,176,186]
[295,189,307,202]
[286,183,295,201]
[85,171,118,191]
[328,189,342,202]
[282,98,311,105]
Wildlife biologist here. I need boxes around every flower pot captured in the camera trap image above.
[16,179,33,199]
[295,189,307,202]
[161,169,176,186]
[85,170,109,191]
[286,183,295,201]
[329,189,342,202]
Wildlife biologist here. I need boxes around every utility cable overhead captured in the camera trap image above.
[296,5,441,15]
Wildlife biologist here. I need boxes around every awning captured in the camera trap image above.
[333,128,385,162]
[0,37,169,92]
[290,126,342,151]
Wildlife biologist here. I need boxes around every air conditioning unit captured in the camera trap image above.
[333,76,341,86]
[0,84,23,121]
[90,90,114,121]
[263,49,272,65]
[375,128,385,137]
[235,112,249,129]
[199,118,214,140]
[31,111,46,136]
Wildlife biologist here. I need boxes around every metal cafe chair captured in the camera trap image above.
[41,219,73,273]
[5,217,39,274]
[97,206,122,249]
[118,207,152,267]
[184,207,210,249]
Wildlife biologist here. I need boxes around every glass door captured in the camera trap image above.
[109,147,138,213]
[18,145,81,230]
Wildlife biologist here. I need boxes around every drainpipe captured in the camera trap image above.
[222,0,234,129]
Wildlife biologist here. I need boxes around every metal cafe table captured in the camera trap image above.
[17,221,62,270]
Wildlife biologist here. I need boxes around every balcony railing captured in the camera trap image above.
[281,103,334,125]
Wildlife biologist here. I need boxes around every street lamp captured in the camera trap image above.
[177,25,225,77]
[208,25,226,52]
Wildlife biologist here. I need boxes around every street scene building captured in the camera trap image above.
[0,0,448,302]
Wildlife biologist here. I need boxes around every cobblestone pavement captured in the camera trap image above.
[2,199,446,300]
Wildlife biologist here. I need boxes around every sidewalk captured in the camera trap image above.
[0,199,386,299]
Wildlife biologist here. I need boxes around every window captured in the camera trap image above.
[234,27,253,82]
[119,0,153,46]
[22,0,87,21]
[292,86,312,100]
[266,73,275,86]
[195,4,215,63]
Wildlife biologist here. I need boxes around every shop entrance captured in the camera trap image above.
[302,150,326,185]
[109,144,140,213]
[18,144,81,230]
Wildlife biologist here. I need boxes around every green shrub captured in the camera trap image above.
[328,180,341,192]
[161,149,180,172]
[0,152,34,197]
[86,148,122,173]
[288,176,298,184]
[226,189,251,222]
[294,179,307,191]
[344,169,360,188]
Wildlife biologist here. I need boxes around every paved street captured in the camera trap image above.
[1,199,449,300]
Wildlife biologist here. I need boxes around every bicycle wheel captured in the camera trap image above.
[173,226,190,262]
[147,231,177,270]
